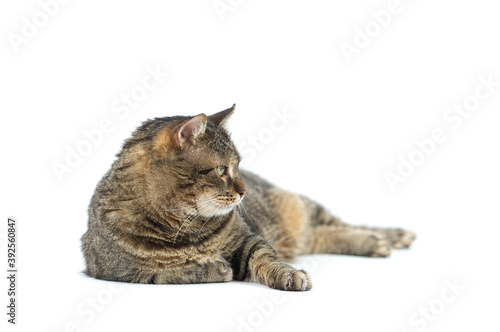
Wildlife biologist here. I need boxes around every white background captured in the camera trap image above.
[1,0,499,331]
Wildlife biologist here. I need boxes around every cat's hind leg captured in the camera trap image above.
[300,196,416,255]
[305,225,392,257]
[354,226,416,249]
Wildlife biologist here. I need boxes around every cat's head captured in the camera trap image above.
[120,105,246,218]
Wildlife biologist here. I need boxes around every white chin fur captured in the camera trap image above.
[198,202,236,217]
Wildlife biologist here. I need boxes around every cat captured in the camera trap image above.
[81,105,416,291]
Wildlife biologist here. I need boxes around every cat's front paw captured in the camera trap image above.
[267,266,312,291]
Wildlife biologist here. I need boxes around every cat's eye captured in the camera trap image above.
[216,166,226,176]
[198,168,213,175]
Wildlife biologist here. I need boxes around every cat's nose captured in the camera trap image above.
[237,188,246,198]
[234,178,246,198]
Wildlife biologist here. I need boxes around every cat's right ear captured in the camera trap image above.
[172,114,207,149]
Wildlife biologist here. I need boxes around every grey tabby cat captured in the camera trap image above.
[81,105,416,291]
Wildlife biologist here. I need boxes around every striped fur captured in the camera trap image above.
[81,106,415,291]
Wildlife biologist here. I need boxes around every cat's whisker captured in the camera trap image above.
[202,204,225,233]
[174,197,219,242]
[197,218,211,235]
[173,208,203,242]
[173,219,190,243]
[197,204,221,235]
[193,198,223,227]
[164,195,219,214]
[180,202,217,241]
[162,200,198,212]
[197,203,223,235]
[240,201,259,230]
[181,214,203,240]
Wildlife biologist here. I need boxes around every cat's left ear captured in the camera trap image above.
[209,104,235,127]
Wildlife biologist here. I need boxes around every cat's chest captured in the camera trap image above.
[160,245,224,267]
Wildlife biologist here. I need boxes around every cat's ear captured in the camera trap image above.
[172,114,207,148]
[209,104,235,127]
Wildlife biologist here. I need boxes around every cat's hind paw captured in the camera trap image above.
[370,236,392,257]
[392,230,416,249]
